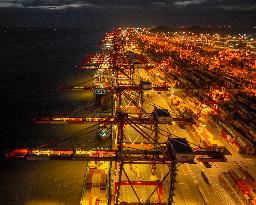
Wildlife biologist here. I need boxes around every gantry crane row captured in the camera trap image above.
[10,111,226,205]
[112,65,136,84]
[35,29,232,203]
[33,116,115,124]
[78,36,141,90]
[113,71,169,116]
[33,115,193,125]
[60,84,169,91]
[78,50,121,69]
[20,29,228,204]
[79,60,124,70]
[119,111,167,159]
[60,82,169,120]
[6,148,168,162]
[6,142,225,163]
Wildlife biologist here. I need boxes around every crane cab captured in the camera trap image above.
[168,138,195,163]
[152,108,172,123]
[140,80,152,90]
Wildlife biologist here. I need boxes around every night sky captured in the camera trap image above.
[0,0,255,28]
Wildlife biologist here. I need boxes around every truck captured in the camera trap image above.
[201,169,210,184]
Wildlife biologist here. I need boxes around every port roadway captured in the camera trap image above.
[156,93,255,204]
[132,68,240,205]
[145,89,238,205]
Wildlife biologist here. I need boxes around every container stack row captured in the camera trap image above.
[222,167,256,205]
[193,125,225,152]
[208,114,255,154]
[216,92,256,152]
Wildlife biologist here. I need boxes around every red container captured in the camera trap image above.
[240,179,253,192]
[241,188,249,195]
[203,140,211,148]
[233,140,241,148]
[237,181,245,191]
[250,200,256,205]
[237,179,250,195]
[221,129,228,140]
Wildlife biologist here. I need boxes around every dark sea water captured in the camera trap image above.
[0,26,102,205]
[0,27,101,150]
[0,4,255,204]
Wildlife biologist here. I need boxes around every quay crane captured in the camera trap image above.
[8,110,226,204]
[6,28,227,205]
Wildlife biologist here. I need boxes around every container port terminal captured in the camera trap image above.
[6,27,256,205]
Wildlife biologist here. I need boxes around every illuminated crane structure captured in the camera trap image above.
[7,28,226,205]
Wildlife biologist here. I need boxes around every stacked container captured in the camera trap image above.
[224,168,256,205]
[196,126,225,152]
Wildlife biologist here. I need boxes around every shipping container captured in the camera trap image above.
[248,130,256,140]
[250,199,256,205]
[243,194,250,205]
[237,180,249,195]
[243,170,256,189]
[249,190,256,200]
[239,136,253,148]
[204,128,215,138]
[203,140,211,148]
[221,129,228,140]
[228,170,239,181]
[234,169,244,180]
[239,179,251,193]
[225,172,236,187]
[231,140,242,152]
[237,137,247,147]
[226,134,232,142]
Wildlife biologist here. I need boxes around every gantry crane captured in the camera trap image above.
[6,28,227,205]
[8,109,226,204]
